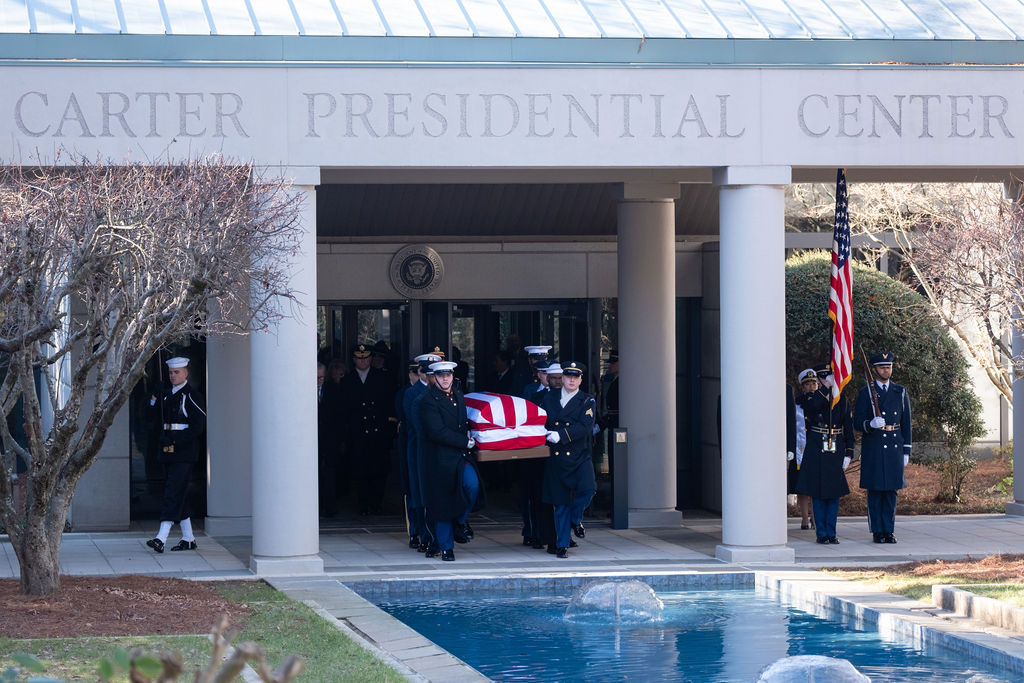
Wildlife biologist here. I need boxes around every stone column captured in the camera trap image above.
[1006,180,1024,516]
[205,326,253,537]
[615,182,681,527]
[714,166,794,563]
[250,171,324,575]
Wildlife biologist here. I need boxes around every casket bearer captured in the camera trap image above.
[541,361,596,558]
[418,360,486,561]
[520,345,553,399]
[405,353,441,552]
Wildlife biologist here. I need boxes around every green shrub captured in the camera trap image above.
[786,252,986,478]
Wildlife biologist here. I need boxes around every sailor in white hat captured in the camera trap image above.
[146,356,206,554]
[519,345,554,397]
[418,360,483,561]
[402,352,444,552]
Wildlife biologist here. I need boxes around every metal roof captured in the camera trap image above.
[2,0,1023,40]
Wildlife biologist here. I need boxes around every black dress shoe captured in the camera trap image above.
[464,523,474,540]
[169,540,197,551]
[417,541,429,553]
[555,547,568,558]
[569,539,578,548]
[816,536,829,544]
[522,537,534,546]
[800,523,811,530]
[454,524,470,544]
[828,536,840,544]
[572,523,585,539]
[409,535,420,549]
[883,533,898,544]
[425,546,440,558]
[441,549,455,561]
[547,544,556,555]
[872,533,884,543]
[532,539,546,550]
[146,538,164,554]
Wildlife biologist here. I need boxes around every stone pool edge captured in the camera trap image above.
[268,569,1024,682]
[758,569,1024,678]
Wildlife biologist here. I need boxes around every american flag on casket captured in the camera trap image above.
[465,392,548,450]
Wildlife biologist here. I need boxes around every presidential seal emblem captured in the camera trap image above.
[390,244,444,298]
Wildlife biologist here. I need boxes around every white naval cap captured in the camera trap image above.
[797,368,817,383]
[429,361,458,374]
[544,362,563,375]
[415,353,442,363]
[524,345,552,356]
[165,357,190,369]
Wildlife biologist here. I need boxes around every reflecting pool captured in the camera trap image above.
[378,587,1017,682]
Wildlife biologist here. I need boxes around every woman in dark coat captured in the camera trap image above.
[418,361,485,561]
[796,366,853,544]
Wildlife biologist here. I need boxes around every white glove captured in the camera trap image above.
[467,437,475,449]
[870,416,886,429]
[904,455,909,467]
[546,431,560,443]
[786,451,794,462]
[843,456,851,471]
[821,374,834,389]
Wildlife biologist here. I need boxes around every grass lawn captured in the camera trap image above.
[826,554,1024,606]
[0,581,401,682]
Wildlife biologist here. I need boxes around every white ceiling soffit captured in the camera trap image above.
[1,0,1021,39]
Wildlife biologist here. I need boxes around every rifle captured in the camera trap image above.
[859,346,880,420]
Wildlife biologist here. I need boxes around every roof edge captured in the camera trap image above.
[0,35,1021,67]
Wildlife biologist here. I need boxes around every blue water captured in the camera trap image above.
[379,588,1017,682]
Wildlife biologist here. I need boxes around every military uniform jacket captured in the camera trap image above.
[418,384,485,520]
[855,381,912,491]
[402,380,429,507]
[340,368,395,446]
[155,384,206,464]
[795,388,852,500]
[540,389,597,506]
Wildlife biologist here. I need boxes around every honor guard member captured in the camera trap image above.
[518,359,551,547]
[855,352,912,543]
[520,345,552,399]
[528,362,561,550]
[405,352,441,552]
[541,361,597,558]
[791,369,815,530]
[396,358,422,546]
[146,357,206,553]
[795,364,853,544]
[341,343,397,516]
[418,361,485,562]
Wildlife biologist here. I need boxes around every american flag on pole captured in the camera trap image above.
[829,168,853,408]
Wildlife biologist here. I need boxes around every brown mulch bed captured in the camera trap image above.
[0,575,249,639]
[856,554,1024,583]
[835,456,1012,516]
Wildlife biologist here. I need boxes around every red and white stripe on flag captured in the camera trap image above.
[829,168,853,407]
[465,392,548,450]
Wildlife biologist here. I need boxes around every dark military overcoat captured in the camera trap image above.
[540,389,597,506]
[418,384,485,520]
[854,381,912,491]
[795,388,853,500]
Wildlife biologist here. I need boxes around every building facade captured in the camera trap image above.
[3,0,1024,573]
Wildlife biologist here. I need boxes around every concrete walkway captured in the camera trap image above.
[6,513,1024,681]
[5,513,1023,580]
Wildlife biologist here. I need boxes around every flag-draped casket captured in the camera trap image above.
[465,392,550,461]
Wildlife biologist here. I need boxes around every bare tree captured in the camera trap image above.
[0,155,303,595]
[788,181,1024,407]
